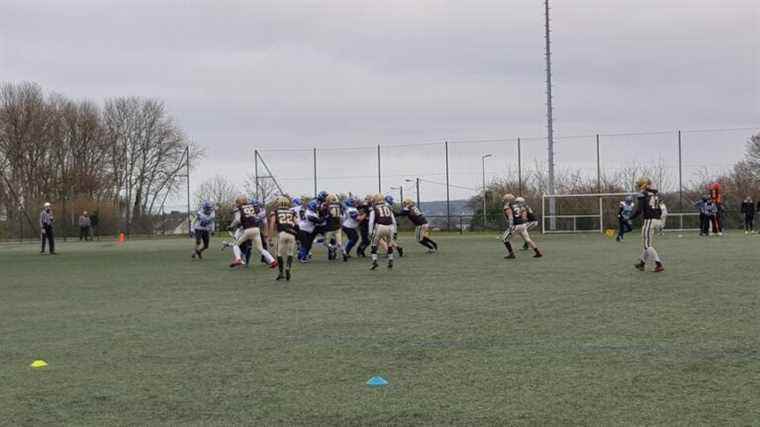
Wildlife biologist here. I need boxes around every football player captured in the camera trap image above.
[400,198,437,253]
[268,196,297,281]
[616,195,635,242]
[323,193,344,261]
[297,200,321,263]
[355,195,372,257]
[229,196,278,269]
[384,195,403,257]
[368,193,397,270]
[502,194,543,259]
[342,198,360,261]
[515,197,538,251]
[630,178,665,272]
[191,201,215,259]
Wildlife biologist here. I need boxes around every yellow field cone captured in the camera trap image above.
[30,360,48,368]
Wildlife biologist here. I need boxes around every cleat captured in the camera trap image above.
[635,262,645,271]
[192,251,197,259]
[229,259,243,268]
[275,274,284,281]
[533,251,543,258]
[615,236,621,242]
[370,261,379,270]
[286,270,291,281]
[387,260,393,269]
[654,263,665,273]
[343,253,349,262]
[196,249,203,260]
[504,253,516,259]
[397,247,404,257]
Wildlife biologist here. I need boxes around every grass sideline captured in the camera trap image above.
[1,232,759,425]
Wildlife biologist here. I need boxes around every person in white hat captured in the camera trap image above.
[40,202,56,254]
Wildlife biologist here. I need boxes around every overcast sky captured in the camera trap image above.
[1,0,758,203]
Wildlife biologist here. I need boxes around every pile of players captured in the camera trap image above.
[190,191,439,281]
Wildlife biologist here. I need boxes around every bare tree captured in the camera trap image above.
[194,175,239,209]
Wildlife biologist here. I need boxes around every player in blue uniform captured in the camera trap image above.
[191,201,215,259]
[616,195,635,242]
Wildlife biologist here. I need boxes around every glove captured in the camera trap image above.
[393,232,398,240]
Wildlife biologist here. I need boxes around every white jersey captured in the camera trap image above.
[192,209,216,232]
[342,207,359,229]
[299,209,319,233]
[257,208,268,227]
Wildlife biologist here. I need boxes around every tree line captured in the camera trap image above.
[0,81,203,237]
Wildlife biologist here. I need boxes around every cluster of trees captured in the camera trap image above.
[469,132,760,230]
[0,82,202,237]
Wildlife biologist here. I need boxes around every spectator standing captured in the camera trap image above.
[696,196,710,236]
[40,202,56,254]
[741,197,755,234]
[79,211,92,241]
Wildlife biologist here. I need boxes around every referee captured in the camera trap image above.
[40,202,57,255]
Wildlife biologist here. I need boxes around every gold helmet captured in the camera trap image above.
[502,193,515,203]
[326,193,339,204]
[235,196,248,207]
[636,178,652,190]
[277,196,291,209]
[374,193,385,204]
[402,197,414,208]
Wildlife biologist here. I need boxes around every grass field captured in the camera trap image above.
[2,231,759,425]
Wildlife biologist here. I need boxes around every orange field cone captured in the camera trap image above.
[118,232,126,244]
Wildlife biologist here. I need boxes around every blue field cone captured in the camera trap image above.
[367,376,388,388]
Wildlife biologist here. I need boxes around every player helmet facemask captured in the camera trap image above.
[235,196,248,207]
[402,197,414,208]
[515,197,525,203]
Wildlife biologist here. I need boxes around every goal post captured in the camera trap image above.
[541,193,700,234]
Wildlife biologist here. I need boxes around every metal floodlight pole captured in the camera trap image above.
[482,154,492,228]
[377,144,381,192]
[678,130,683,211]
[545,0,557,230]
[517,137,523,195]
[254,149,259,200]
[596,134,601,192]
[416,178,420,207]
[313,147,317,198]
[445,141,451,231]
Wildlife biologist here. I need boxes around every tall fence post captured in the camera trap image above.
[596,134,601,192]
[186,145,191,236]
[445,140,451,231]
[254,149,259,200]
[377,144,381,192]
[678,130,683,211]
[313,147,317,197]
[517,137,523,195]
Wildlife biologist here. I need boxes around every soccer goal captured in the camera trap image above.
[541,193,701,234]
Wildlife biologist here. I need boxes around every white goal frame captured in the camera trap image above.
[541,193,700,234]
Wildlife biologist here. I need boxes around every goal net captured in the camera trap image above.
[541,193,701,234]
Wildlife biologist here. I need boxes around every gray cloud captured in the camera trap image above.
[1,0,758,203]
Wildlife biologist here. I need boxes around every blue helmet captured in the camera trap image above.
[202,201,213,211]
[250,198,261,208]
[344,198,354,208]
[308,200,319,211]
[317,191,328,202]
[292,197,302,207]
[624,195,633,203]
[385,195,394,205]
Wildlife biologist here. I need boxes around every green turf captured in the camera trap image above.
[1,232,759,425]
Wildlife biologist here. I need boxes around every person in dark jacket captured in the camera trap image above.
[695,196,710,236]
[39,202,56,254]
[741,197,755,234]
